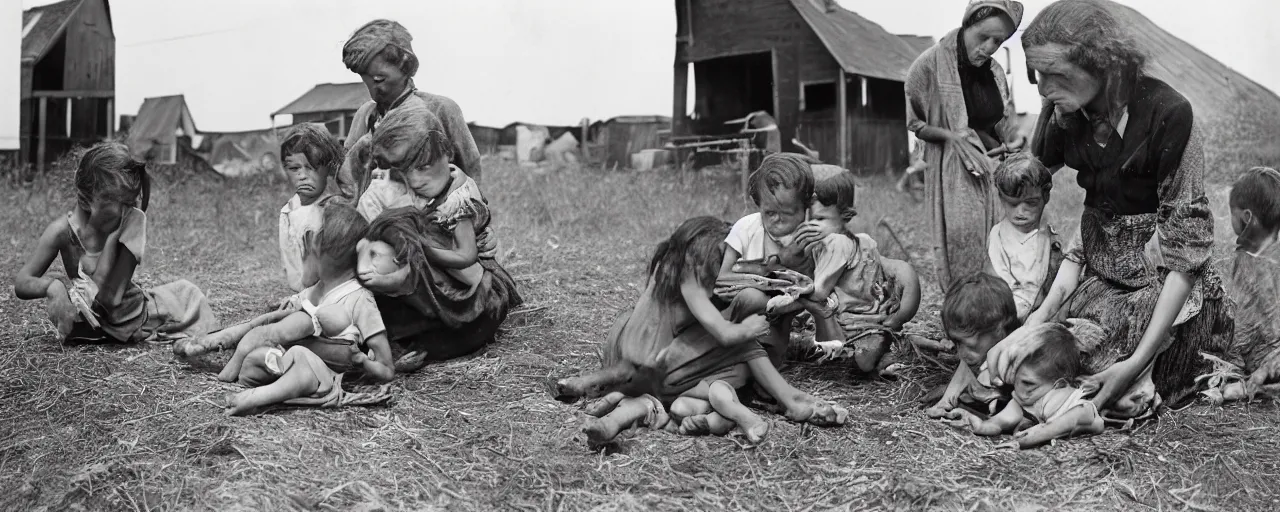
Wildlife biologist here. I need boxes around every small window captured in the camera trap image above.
[801,81,837,112]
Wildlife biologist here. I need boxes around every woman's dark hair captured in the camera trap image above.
[280,123,345,176]
[76,142,150,212]
[1230,167,1280,232]
[1022,0,1147,112]
[746,152,815,207]
[647,216,732,305]
[1020,322,1083,384]
[941,272,1021,337]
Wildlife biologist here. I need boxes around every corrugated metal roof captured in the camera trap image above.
[22,0,81,62]
[126,95,197,158]
[273,83,371,116]
[787,0,927,82]
[606,115,672,125]
[897,35,936,56]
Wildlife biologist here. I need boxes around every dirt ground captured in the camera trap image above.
[1,155,1278,512]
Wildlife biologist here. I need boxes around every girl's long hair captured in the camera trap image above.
[76,142,150,212]
[647,216,731,305]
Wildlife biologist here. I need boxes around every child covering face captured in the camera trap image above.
[14,142,218,344]
[279,124,347,293]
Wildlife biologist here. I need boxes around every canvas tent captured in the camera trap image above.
[126,94,197,164]
[198,128,280,177]
[586,115,671,168]
[272,83,370,143]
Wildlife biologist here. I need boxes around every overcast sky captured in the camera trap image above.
[18,0,1280,132]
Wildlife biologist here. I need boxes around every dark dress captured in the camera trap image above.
[1032,77,1234,408]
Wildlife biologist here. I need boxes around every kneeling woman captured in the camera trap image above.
[355,104,522,371]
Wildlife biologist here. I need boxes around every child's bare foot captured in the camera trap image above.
[394,350,430,374]
[734,420,770,445]
[582,417,625,445]
[707,381,769,444]
[781,391,849,427]
[584,392,626,417]
[678,415,711,435]
[851,334,891,373]
[223,392,263,417]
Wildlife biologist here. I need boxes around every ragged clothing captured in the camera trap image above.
[278,193,341,292]
[987,219,1064,321]
[65,208,218,343]
[262,345,393,409]
[285,278,385,373]
[813,233,901,317]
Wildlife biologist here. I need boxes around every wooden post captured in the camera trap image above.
[739,138,750,199]
[66,97,73,139]
[37,96,47,173]
[106,98,114,139]
[673,49,689,175]
[837,69,848,171]
[580,117,590,164]
[338,114,346,141]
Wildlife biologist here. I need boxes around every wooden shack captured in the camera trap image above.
[587,115,672,168]
[672,0,929,172]
[467,122,502,156]
[271,83,370,144]
[20,0,115,171]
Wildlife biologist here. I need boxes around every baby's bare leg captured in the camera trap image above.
[581,395,665,445]
[217,312,314,383]
[225,349,323,416]
[670,396,735,435]
[176,309,294,357]
[707,380,769,444]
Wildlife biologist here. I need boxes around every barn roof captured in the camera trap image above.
[273,83,371,116]
[788,0,927,82]
[897,34,936,56]
[126,95,198,156]
[22,0,79,62]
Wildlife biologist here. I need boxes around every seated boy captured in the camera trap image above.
[985,153,1063,322]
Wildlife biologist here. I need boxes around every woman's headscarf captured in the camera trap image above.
[962,0,1024,29]
[342,19,419,77]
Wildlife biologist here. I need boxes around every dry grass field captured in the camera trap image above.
[1,149,1278,511]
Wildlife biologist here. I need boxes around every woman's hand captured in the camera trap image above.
[1081,358,1143,409]
[358,264,411,295]
[476,227,498,255]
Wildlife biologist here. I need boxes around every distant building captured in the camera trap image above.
[20,0,116,171]
[271,83,370,144]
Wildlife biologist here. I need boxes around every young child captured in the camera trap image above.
[279,123,347,292]
[785,166,922,372]
[717,152,818,367]
[556,217,848,447]
[354,102,522,372]
[208,204,394,415]
[15,142,218,343]
[944,323,1105,449]
[986,153,1062,322]
[1200,167,1280,402]
[924,273,1021,419]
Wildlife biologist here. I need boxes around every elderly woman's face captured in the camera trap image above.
[961,15,1015,67]
[1028,43,1104,115]
[361,53,410,107]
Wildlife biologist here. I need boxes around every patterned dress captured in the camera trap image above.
[1033,77,1234,407]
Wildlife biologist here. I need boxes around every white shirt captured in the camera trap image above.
[987,219,1055,321]
[279,194,328,293]
[725,212,795,261]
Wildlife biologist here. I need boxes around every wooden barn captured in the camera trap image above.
[587,115,672,168]
[467,122,502,155]
[271,83,370,144]
[671,0,930,172]
[20,0,115,171]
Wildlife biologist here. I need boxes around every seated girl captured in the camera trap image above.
[945,323,1105,449]
[279,123,347,292]
[781,165,921,372]
[14,142,218,344]
[177,204,395,415]
[1201,167,1280,402]
[353,103,522,372]
[555,217,848,447]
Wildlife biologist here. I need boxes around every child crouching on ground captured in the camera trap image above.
[944,322,1105,449]
[924,273,1021,418]
[555,217,848,447]
[782,165,921,372]
[279,123,347,293]
[15,142,218,344]
[986,153,1063,322]
[1201,167,1280,402]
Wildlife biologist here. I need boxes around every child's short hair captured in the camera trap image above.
[993,153,1053,199]
[747,152,814,207]
[1229,167,1280,231]
[342,19,420,77]
[1020,323,1083,384]
[647,216,732,305]
[812,166,858,220]
[371,102,454,173]
[76,142,149,212]
[280,123,345,176]
[941,273,1020,336]
[309,203,369,267]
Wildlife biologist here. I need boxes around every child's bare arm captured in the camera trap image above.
[949,400,1023,436]
[1027,259,1081,325]
[425,218,478,269]
[718,246,743,278]
[1014,405,1104,448]
[354,332,396,382]
[15,219,68,300]
[681,276,766,346]
[926,365,972,418]
[882,258,920,330]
